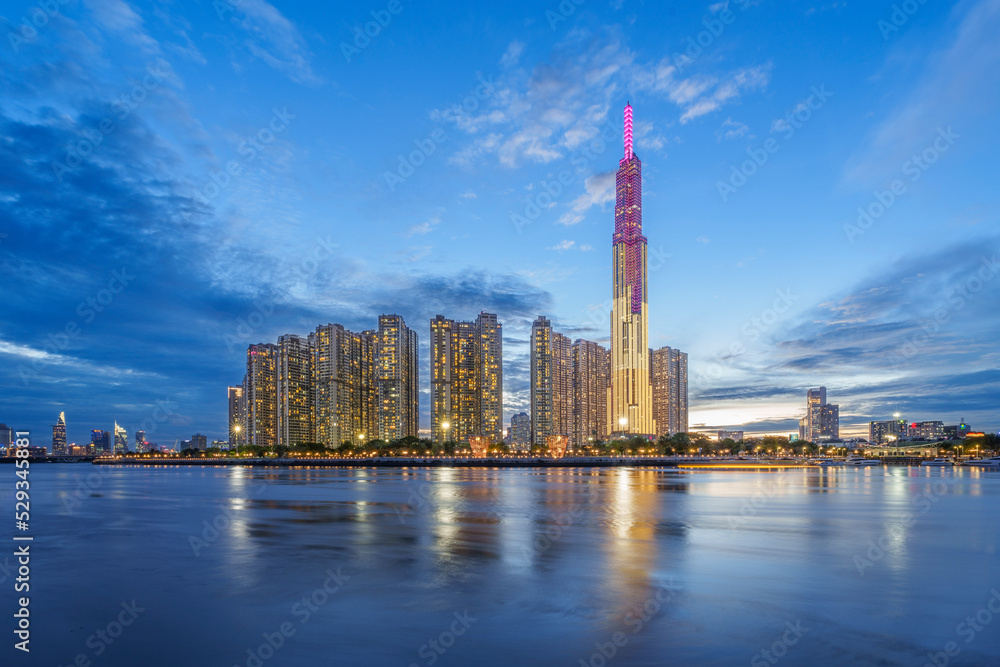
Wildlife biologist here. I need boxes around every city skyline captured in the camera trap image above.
[2,1,999,444]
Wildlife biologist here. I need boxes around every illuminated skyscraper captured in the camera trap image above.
[572,339,609,447]
[651,346,688,436]
[227,385,243,446]
[134,430,147,453]
[114,421,128,454]
[430,313,503,443]
[244,343,278,448]
[800,387,838,441]
[277,334,314,447]
[310,324,376,448]
[376,315,419,441]
[530,317,573,445]
[609,103,655,436]
[52,411,67,455]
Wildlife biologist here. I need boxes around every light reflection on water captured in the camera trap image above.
[9,465,1000,666]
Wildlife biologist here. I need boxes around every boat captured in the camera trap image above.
[809,458,842,467]
[961,456,1000,468]
[845,455,881,466]
[920,458,954,467]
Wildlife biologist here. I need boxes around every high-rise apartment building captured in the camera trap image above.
[277,334,314,446]
[609,103,655,436]
[227,385,243,446]
[52,411,67,455]
[651,347,689,437]
[430,313,503,443]
[376,315,419,441]
[311,324,376,448]
[799,387,839,441]
[869,418,908,444]
[244,343,278,448]
[530,317,573,445]
[508,412,531,451]
[572,339,609,447]
[113,421,128,454]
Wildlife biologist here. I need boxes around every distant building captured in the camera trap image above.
[430,313,503,444]
[869,418,908,445]
[509,413,531,451]
[244,343,278,448]
[572,339,609,447]
[277,334,314,447]
[376,314,420,441]
[718,430,744,442]
[190,434,207,450]
[944,422,972,439]
[227,385,244,447]
[91,429,111,455]
[799,387,838,441]
[907,421,944,440]
[530,317,573,446]
[52,412,67,455]
[651,347,689,437]
[134,430,147,453]
[114,421,128,454]
[311,323,377,448]
[0,424,12,448]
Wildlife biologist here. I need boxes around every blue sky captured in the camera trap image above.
[1,0,998,446]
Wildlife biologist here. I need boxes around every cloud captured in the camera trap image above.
[843,0,1000,186]
[717,117,749,142]
[230,0,321,85]
[408,216,441,236]
[559,171,616,225]
[500,40,525,68]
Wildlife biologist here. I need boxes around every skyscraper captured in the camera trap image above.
[651,346,689,436]
[376,314,420,441]
[227,385,243,446]
[277,334,314,447]
[572,339,609,447]
[113,421,128,454]
[508,412,531,452]
[609,103,655,436]
[529,317,573,446]
[0,424,13,449]
[800,387,839,441]
[244,343,278,448]
[311,324,376,448]
[430,313,503,443]
[134,430,147,453]
[52,411,67,455]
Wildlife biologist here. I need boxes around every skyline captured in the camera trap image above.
[2,0,999,445]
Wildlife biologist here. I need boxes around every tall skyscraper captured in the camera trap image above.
[529,317,573,445]
[651,346,689,436]
[51,411,67,455]
[134,430,147,453]
[311,324,376,448]
[609,103,655,436]
[113,421,128,454]
[244,343,278,448]
[277,334,314,447]
[376,315,420,441]
[476,312,504,443]
[800,387,839,441]
[572,339,609,447]
[430,313,503,443]
[227,385,243,446]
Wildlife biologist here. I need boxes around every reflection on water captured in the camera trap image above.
[8,465,1000,666]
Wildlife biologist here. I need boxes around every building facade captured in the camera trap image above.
[508,412,531,451]
[718,430,744,442]
[376,315,419,441]
[311,324,377,448]
[651,346,689,437]
[869,418,908,444]
[609,103,655,436]
[113,421,128,454]
[572,339,609,447]
[529,317,574,445]
[430,313,503,444]
[227,385,243,446]
[52,411,67,455]
[277,334,314,447]
[244,343,278,448]
[799,387,839,441]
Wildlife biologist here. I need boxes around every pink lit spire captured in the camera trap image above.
[623,102,633,160]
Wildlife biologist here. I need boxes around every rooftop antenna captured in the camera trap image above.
[624,102,633,160]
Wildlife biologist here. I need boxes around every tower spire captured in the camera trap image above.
[624,102,633,160]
